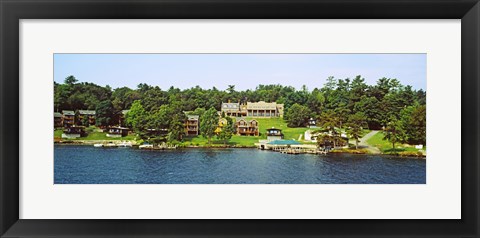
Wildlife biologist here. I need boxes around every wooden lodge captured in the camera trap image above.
[62,110,75,127]
[62,126,85,139]
[77,110,96,125]
[184,115,199,136]
[106,127,130,137]
[236,118,259,136]
[266,127,283,141]
[54,112,63,128]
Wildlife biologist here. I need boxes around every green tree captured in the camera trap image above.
[383,116,405,153]
[168,114,186,142]
[217,117,235,146]
[285,103,311,127]
[400,104,426,145]
[125,100,147,132]
[317,110,341,148]
[346,112,368,149]
[82,115,90,127]
[95,100,114,127]
[64,75,78,85]
[200,107,219,146]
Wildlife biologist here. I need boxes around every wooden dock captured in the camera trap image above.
[255,142,328,155]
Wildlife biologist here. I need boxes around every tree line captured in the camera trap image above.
[54,75,426,146]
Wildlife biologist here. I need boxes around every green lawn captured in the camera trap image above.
[244,117,310,140]
[366,131,424,155]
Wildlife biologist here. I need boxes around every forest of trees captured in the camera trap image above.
[54,75,426,146]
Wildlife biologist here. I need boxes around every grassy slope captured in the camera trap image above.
[184,117,310,147]
[366,131,423,154]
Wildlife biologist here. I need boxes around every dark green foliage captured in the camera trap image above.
[200,107,220,146]
[82,116,90,127]
[95,100,114,127]
[217,117,235,145]
[346,112,368,149]
[285,103,311,127]
[55,74,426,147]
[383,116,405,151]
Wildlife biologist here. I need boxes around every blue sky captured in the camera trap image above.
[54,54,426,91]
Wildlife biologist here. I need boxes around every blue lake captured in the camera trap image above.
[54,145,426,184]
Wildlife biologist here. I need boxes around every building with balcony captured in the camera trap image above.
[184,115,199,136]
[236,118,259,136]
[77,110,96,126]
[246,101,284,117]
[62,110,75,127]
[54,112,63,128]
[221,102,247,117]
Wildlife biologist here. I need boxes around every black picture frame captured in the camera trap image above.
[1,0,479,237]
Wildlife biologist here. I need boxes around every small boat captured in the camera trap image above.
[117,141,133,147]
[103,142,118,148]
[93,143,103,147]
[139,144,153,149]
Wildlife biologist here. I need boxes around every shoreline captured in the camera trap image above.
[54,141,425,159]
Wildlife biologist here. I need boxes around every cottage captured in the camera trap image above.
[246,101,284,117]
[221,102,247,117]
[54,112,63,128]
[77,110,96,126]
[106,127,129,137]
[62,126,85,139]
[62,110,75,127]
[236,118,259,136]
[184,115,199,136]
[266,127,283,141]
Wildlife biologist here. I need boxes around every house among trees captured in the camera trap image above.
[184,115,199,136]
[54,112,63,128]
[266,127,283,141]
[221,102,247,117]
[215,118,228,134]
[247,101,284,117]
[235,118,259,136]
[106,127,129,137]
[62,126,85,139]
[62,110,75,127]
[77,110,96,126]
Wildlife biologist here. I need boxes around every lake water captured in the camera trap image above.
[54,145,426,184]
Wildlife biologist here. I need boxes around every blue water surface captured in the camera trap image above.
[54,145,426,184]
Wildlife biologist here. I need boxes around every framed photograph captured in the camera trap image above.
[1,0,478,237]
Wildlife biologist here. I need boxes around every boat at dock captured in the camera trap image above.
[139,144,154,149]
[255,139,327,155]
[117,141,133,147]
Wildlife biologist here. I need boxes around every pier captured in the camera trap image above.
[255,140,327,155]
